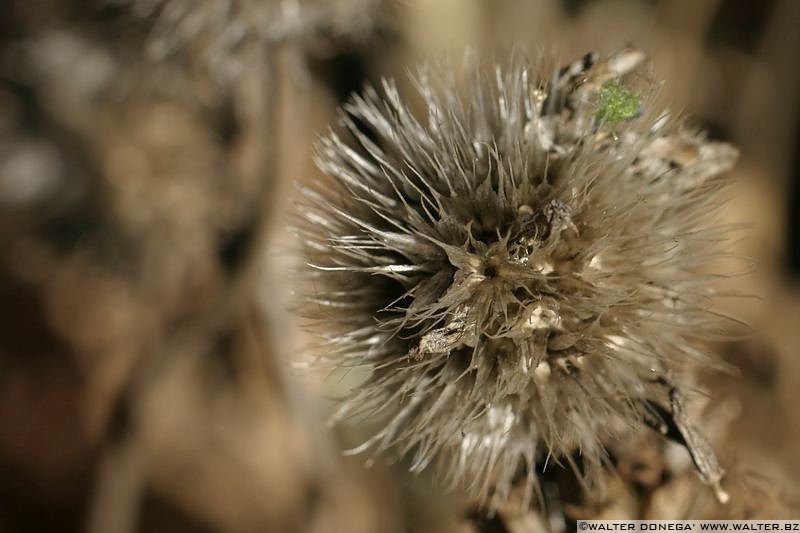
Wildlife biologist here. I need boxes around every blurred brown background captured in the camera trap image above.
[1,1,799,532]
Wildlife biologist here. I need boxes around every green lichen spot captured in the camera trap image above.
[596,81,640,125]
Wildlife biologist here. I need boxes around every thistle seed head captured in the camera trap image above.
[296,48,738,507]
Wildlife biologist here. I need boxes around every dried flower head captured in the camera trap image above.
[125,0,388,81]
[296,48,738,507]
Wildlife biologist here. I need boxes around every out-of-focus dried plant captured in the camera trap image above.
[120,0,393,82]
[0,1,405,532]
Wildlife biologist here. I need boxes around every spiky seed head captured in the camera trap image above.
[296,48,738,507]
